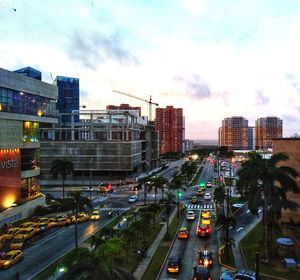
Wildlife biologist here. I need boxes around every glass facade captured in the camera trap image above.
[0,87,57,117]
[14,67,42,81]
[23,122,39,142]
[21,148,39,171]
[55,76,79,122]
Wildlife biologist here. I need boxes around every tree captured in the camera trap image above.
[68,191,93,249]
[160,191,176,239]
[169,173,186,218]
[50,158,74,199]
[138,176,151,205]
[148,176,167,203]
[237,152,299,261]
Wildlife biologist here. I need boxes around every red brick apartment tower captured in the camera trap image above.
[255,117,282,149]
[106,104,141,116]
[155,106,183,154]
[221,116,248,150]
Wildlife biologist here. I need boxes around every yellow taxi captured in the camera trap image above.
[0,250,23,269]
[56,217,72,227]
[72,212,90,223]
[35,217,49,224]
[191,196,198,204]
[17,228,36,240]
[19,222,37,229]
[90,210,101,221]
[201,217,211,226]
[10,236,26,250]
[2,227,20,241]
[201,210,211,219]
[0,236,5,250]
[178,227,189,239]
[47,218,57,228]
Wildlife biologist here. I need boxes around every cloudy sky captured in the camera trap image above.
[1,0,300,140]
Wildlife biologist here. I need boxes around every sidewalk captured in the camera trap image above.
[133,206,178,280]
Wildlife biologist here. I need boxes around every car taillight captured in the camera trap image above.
[208,277,211,280]
[206,228,209,232]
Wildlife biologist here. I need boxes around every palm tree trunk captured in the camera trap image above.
[263,185,269,263]
[62,179,65,199]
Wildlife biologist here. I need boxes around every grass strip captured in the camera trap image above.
[220,244,235,268]
[240,221,300,280]
[142,216,181,280]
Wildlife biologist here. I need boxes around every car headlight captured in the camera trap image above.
[4,261,9,266]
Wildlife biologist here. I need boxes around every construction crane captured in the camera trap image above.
[113,90,159,121]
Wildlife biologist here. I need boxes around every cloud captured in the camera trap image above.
[255,90,269,105]
[286,72,300,94]
[67,30,139,70]
[215,90,229,107]
[282,114,299,123]
[174,74,211,99]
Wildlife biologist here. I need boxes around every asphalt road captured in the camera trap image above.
[159,160,221,280]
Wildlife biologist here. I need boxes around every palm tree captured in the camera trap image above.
[169,173,187,217]
[148,176,167,203]
[237,152,299,261]
[160,191,176,239]
[68,191,93,249]
[50,158,74,199]
[138,176,151,205]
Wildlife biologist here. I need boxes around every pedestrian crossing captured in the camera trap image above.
[98,207,130,212]
[186,204,214,210]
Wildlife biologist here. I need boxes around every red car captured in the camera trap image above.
[197,224,211,237]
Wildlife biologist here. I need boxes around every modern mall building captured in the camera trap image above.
[0,67,58,225]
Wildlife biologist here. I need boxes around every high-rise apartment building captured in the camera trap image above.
[0,67,57,225]
[248,126,255,150]
[54,76,79,122]
[106,104,141,116]
[255,117,283,150]
[220,116,249,150]
[155,106,183,154]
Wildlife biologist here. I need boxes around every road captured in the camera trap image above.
[159,160,221,280]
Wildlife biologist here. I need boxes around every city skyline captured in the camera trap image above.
[1,0,300,139]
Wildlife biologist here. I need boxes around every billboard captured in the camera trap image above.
[0,149,21,209]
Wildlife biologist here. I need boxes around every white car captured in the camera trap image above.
[186,210,196,220]
[204,192,212,200]
[82,186,93,192]
[206,182,212,187]
[128,195,138,203]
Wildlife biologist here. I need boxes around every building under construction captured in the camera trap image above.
[39,110,159,184]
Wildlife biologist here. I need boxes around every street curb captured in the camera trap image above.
[218,245,236,271]
[155,211,185,280]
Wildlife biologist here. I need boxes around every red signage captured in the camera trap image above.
[0,149,21,209]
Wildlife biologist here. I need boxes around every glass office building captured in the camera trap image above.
[14,67,42,81]
[54,76,79,122]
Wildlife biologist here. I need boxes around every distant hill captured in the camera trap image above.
[193,139,218,146]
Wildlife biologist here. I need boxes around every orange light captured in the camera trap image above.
[37,110,43,117]
[3,195,17,208]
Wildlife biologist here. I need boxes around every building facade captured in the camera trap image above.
[14,67,42,81]
[155,106,184,154]
[54,76,79,122]
[39,110,157,184]
[220,116,249,150]
[0,67,57,225]
[107,104,142,116]
[255,116,283,150]
[247,126,255,150]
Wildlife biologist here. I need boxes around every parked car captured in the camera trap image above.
[167,256,182,274]
[72,213,89,223]
[128,195,138,203]
[220,270,256,280]
[56,217,71,227]
[10,236,26,250]
[186,210,196,220]
[17,228,36,240]
[19,222,37,229]
[2,228,20,241]
[0,250,23,269]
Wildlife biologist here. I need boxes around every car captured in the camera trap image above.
[99,184,113,193]
[191,196,198,204]
[90,210,101,221]
[10,236,26,250]
[0,237,4,250]
[197,224,211,237]
[197,188,204,196]
[17,228,36,240]
[220,270,256,280]
[19,222,37,229]
[2,227,20,241]
[47,218,58,228]
[167,256,182,274]
[201,210,211,219]
[56,217,72,227]
[199,250,213,267]
[204,192,212,200]
[82,186,94,192]
[206,182,212,188]
[0,250,23,269]
[128,195,138,203]
[178,227,189,239]
[193,265,211,280]
[201,217,211,226]
[72,213,89,223]
[34,217,49,224]
[186,210,196,220]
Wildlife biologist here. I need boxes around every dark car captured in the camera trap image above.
[220,269,256,280]
[193,265,211,280]
[199,250,213,267]
[197,224,211,237]
[167,256,181,274]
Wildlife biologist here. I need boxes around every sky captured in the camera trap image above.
[0,0,300,140]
